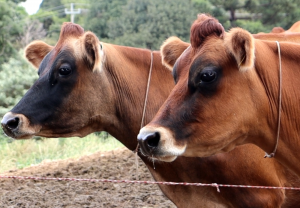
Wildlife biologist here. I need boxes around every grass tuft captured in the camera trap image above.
[0,132,124,173]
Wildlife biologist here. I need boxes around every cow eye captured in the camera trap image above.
[59,66,72,77]
[199,70,217,83]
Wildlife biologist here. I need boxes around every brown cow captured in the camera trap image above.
[256,20,300,34]
[2,22,300,207]
[270,21,300,33]
[253,31,300,42]
[138,14,300,178]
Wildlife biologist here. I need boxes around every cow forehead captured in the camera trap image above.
[39,37,84,75]
[175,37,226,76]
[193,37,226,60]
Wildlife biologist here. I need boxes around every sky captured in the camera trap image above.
[20,0,43,15]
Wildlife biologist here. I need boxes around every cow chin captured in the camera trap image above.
[2,128,36,140]
[154,155,178,162]
[139,147,179,162]
[35,124,95,139]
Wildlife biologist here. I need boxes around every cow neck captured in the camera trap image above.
[255,40,300,176]
[264,41,282,158]
[103,44,165,150]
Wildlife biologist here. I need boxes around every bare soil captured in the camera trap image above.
[0,147,176,208]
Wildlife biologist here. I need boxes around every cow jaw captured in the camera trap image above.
[1,111,99,139]
[137,126,186,162]
[137,122,250,160]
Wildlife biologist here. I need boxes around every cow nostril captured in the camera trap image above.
[6,117,20,130]
[145,132,160,148]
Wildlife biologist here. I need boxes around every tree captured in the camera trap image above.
[210,0,249,27]
[0,50,38,117]
[86,0,200,50]
[247,0,300,30]
[0,1,27,67]
[192,0,230,28]
[84,0,128,39]
[18,19,47,48]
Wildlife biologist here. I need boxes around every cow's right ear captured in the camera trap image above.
[82,31,102,72]
[224,28,255,72]
[25,41,53,69]
[160,36,190,70]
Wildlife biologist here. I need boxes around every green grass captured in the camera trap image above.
[0,132,124,173]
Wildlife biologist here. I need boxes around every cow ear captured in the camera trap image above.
[160,36,190,70]
[83,32,101,72]
[25,41,53,69]
[225,28,255,72]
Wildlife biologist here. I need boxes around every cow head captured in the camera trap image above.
[138,14,268,161]
[1,22,111,139]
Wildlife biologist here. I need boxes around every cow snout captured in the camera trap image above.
[1,112,21,135]
[2,116,20,130]
[1,112,40,139]
[138,126,186,162]
[137,131,160,156]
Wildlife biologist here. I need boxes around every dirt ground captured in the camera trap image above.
[0,147,176,208]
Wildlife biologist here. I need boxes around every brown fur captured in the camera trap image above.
[160,36,190,70]
[140,14,300,180]
[158,35,300,207]
[190,14,224,48]
[54,22,85,56]
[225,28,255,72]
[271,27,285,33]
[25,41,53,68]
[59,22,84,40]
[253,32,300,43]
[81,32,102,72]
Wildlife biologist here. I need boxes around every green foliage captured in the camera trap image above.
[86,0,198,50]
[112,0,197,49]
[192,0,230,28]
[85,0,128,39]
[208,0,300,30]
[250,0,300,30]
[35,0,67,44]
[40,0,62,9]
[0,50,38,117]
[33,0,300,47]
[235,20,269,33]
[9,0,26,4]
[36,0,90,44]
[0,1,27,66]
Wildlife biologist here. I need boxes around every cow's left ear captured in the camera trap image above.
[25,41,53,69]
[82,32,102,72]
[160,36,190,70]
[224,28,255,72]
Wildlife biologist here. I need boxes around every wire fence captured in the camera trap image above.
[2,175,300,193]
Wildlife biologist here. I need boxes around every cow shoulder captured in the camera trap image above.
[25,41,53,68]
[224,28,255,72]
[160,36,189,70]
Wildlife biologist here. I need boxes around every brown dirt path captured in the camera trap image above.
[0,147,176,208]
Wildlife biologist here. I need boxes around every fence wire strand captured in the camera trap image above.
[1,175,300,193]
